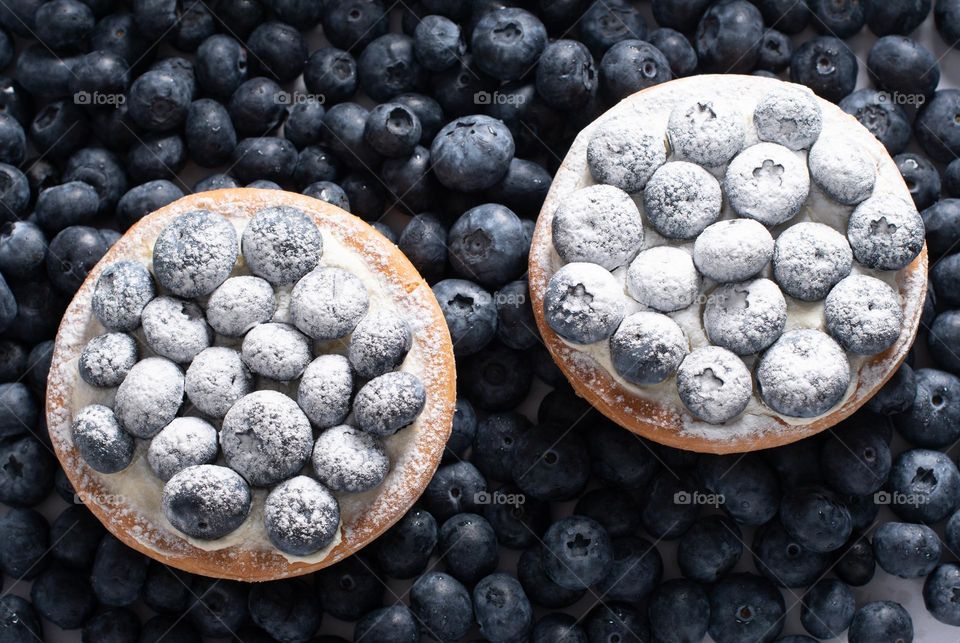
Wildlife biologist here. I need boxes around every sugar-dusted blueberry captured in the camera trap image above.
[790,36,858,104]
[297,354,354,431]
[609,312,688,386]
[543,262,625,345]
[78,332,137,388]
[141,296,213,364]
[71,403,135,474]
[599,39,672,102]
[147,417,219,482]
[262,475,339,556]
[241,322,312,382]
[430,115,515,192]
[825,274,903,355]
[205,276,276,338]
[348,309,412,379]
[754,85,823,150]
[114,357,184,439]
[695,1,765,73]
[312,424,389,493]
[677,346,752,424]
[847,193,924,270]
[162,464,251,540]
[757,329,850,417]
[725,142,810,226]
[644,161,722,239]
[552,184,643,270]
[242,206,322,286]
[809,135,876,205]
[542,515,613,590]
[449,202,528,288]
[220,390,313,487]
[773,222,853,301]
[353,371,426,437]
[290,266,369,340]
[668,96,745,168]
[184,347,252,420]
[153,210,237,298]
[848,601,913,643]
[587,116,666,193]
[704,278,787,355]
[694,219,773,283]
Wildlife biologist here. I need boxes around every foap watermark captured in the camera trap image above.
[473,90,526,106]
[673,490,725,507]
[74,491,127,506]
[74,90,125,107]
[474,490,525,507]
[275,92,326,106]
[874,490,929,507]
[877,91,926,107]
[493,291,526,306]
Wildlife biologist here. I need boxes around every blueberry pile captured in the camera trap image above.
[0,0,956,642]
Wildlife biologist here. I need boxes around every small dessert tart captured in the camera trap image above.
[46,189,456,580]
[529,75,927,453]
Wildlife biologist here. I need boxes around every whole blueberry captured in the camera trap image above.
[839,88,912,154]
[754,518,831,587]
[821,422,892,495]
[0,595,42,640]
[932,254,960,308]
[316,556,383,621]
[448,203,526,288]
[581,0,647,54]
[485,158,550,218]
[116,180,183,229]
[866,0,931,35]
[394,92,444,143]
[649,28,698,77]
[512,423,590,501]
[532,613,586,643]
[869,36,939,101]
[432,278,496,356]
[247,21,306,83]
[542,515,612,590]
[678,515,743,583]
[49,504,104,570]
[801,578,856,639]
[873,521,941,578]
[409,572,473,643]
[321,0,389,52]
[599,39,672,101]
[431,115,514,192]
[810,0,866,38]
[228,77,287,138]
[293,144,340,187]
[888,448,960,522]
[187,578,248,638]
[651,0,712,32]
[473,573,533,643]
[355,605,419,643]
[127,70,191,132]
[15,44,79,98]
[924,562,960,626]
[517,546,585,608]
[127,133,186,183]
[780,487,852,553]
[285,98,328,151]
[535,40,597,112]
[373,508,437,579]
[894,368,960,446]
[34,181,99,234]
[461,342,533,411]
[414,14,464,72]
[382,145,438,214]
[423,461,487,522]
[303,47,358,104]
[896,152,941,210]
[63,147,128,214]
[34,0,94,51]
[303,181,350,210]
[0,221,46,279]
[0,113,24,166]
[364,102,421,158]
[848,601,913,643]
[439,513,499,584]
[922,199,960,260]
[322,102,382,171]
[0,507,49,578]
[46,226,110,294]
[639,469,701,539]
[648,579,710,643]
[232,137,298,184]
[695,1,764,74]
[0,163,29,221]
[937,0,960,47]
[916,90,960,163]
[31,566,97,629]
[358,34,425,102]
[791,36,858,103]
[757,29,792,73]
[708,573,785,643]
[836,532,877,586]
[30,100,88,160]
[698,454,780,526]
[194,35,247,100]
[471,8,547,81]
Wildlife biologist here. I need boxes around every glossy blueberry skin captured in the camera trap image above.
[936,0,960,46]
[471,7,546,81]
[889,448,960,522]
[800,578,856,639]
[382,145,438,214]
[195,35,247,100]
[438,513,499,584]
[0,112,24,166]
[517,546,585,608]
[895,367,960,447]
[169,2,215,52]
[90,535,149,607]
[302,180,350,211]
[677,515,742,583]
[923,198,960,260]
[228,77,286,138]
[321,0,388,52]
[432,278,497,356]
[127,70,191,132]
[932,254,960,309]
[484,483,549,549]
[471,411,530,482]
[364,102,421,158]
[916,90,960,163]
[247,21,306,83]
[34,0,94,52]
[780,487,852,553]
[836,532,877,586]
[708,573,785,643]
[116,180,184,229]
[394,93,444,143]
[46,226,111,294]
[355,605,420,643]
[821,421,892,495]
[484,158,550,219]
[409,572,473,643]
[448,203,526,288]
[810,0,866,38]
[15,44,79,98]
[695,1,764,74]
[195,173,240,192]
[532,613,586,643]
[83,607,141,643]
[757,29,792,73]
[358,34,425,102]
[334,173,379,219]
[461,342,533,412]
[923,563,960,627]
[127,133,186,183]
[231,137,297,185]
[315,556,383,621]
[52,505,105,568]
[372,507,438,579]
[322,102,382,171]
[873,521,941,578]
[431,115,514,192]
[849,601,913,643]
[423,461,487,522]
[512,423,590,502]
[649,28,698,77]
[284,98,326,150]
[187,578,248,637]
[31,567,97,629]
[650,0,710,32]
[896,152,941,211]
[542,516,612,590]
[600,39,672,101]
[0,221,46,280]
[302,47,357,106]
[396,213,445,282]
[292,145,339,190]
[535,39,597,112]
[413,14,464,72]
[68,49,129,99]
[868,36,940,100]
[791,36,858,103]
[839,88,912,154]
[30,101,88,160]
[753,518,831,587]
[649,579,710,643]
[866,0,931,35]
[473,573,533,643]
[698,454,780,526]
[0,507,48,578]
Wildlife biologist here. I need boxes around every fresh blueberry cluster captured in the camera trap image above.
[545,82,925,423]
[72,206,424,558]
[0,0,957,641]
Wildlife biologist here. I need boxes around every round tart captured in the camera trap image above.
[529,75,927,454]
[46,188,456,580]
